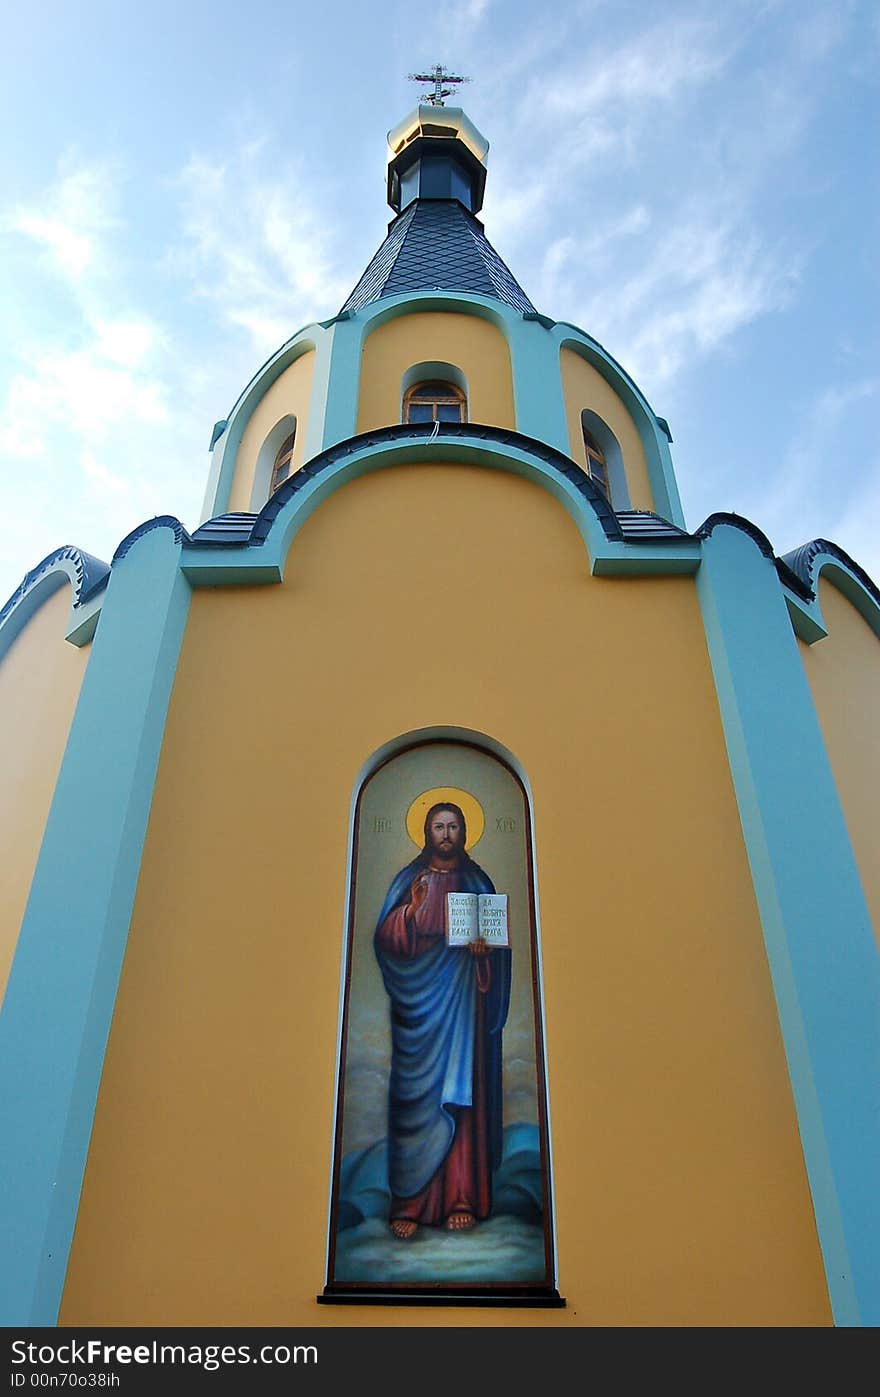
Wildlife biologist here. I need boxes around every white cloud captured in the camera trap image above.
[762,377,880,515]
[477,4,853,408]
[582,204,652,254]
[812,377,880,425]
[793,1,851,62]
[172,145,352,352]
[541,16,730,115]
[477,13,739,261]
[427,0,492,45]
[9,212,94,278]
[1,339,169,462]
[225,309,298,358]
[0,372,49,459]
[90,316,162,368]
[453,0,491,27]
[556,212,800,394]
[0,159,209,597]
[80,449,129,495]
[6,163,120,283]
[1,162,171,466]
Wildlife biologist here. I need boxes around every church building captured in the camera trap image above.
[1,88,878,1328]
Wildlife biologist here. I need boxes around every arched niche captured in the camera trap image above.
[249,413,298,511]
[356,307,515,434]
[400,360,469,420]
[581,409,631,510]
[323,734,559,1303]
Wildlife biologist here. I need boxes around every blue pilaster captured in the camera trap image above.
[697,521,880,1326]
[0,523,191,1324]
[317,317,363,451]
[507,317,570,454]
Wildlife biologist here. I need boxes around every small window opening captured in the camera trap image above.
[271,430,296,492]
[403,381,467,425]
[582,427,609,497]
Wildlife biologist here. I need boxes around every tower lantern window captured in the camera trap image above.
[270,430,296,492]
[582,427,610,497]
[403,382,467,425]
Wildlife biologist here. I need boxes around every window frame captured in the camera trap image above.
[582,426,610,497]
[270,430,297,493]
[402,380,468,426]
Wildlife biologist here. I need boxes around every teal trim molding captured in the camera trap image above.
[0,522,191,1324]
[350,295,680,520]
[323,291,541,453]
[181,428,700,587]
[782,545,880,646]
[209,292,683,531]
[201,326,324,522]
[0,547,109,658]
[554,327,685,528]
[697,520,880,1326]
[346,294,647,468]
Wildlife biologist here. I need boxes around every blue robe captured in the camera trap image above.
[374,856,511,1201]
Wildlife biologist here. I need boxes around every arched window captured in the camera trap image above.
[403,381,467,425]
[582,426,610,497]
[270,429,296,492]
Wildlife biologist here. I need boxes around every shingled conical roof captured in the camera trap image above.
[340,103,535,317]
[341,200,535,315]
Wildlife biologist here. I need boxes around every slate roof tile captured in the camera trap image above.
[341,200,535,315]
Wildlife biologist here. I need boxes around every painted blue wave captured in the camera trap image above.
[336,1121,543,1231]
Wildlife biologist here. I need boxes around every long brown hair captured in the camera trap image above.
[417,802,478,869]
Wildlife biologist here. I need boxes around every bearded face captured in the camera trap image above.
[427,810,464,860]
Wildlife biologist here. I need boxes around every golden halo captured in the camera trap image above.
[405,787,485,851]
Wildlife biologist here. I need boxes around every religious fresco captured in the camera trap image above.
[324,740,557,1299]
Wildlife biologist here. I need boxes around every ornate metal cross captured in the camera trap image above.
[407,64,471,107]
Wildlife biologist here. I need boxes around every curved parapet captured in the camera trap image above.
[780,538,880,643]
[112,515,191,563]
[0,547,110,656]
[201,324,325,523]
[181,420,700,587]
[695,512,842,642]
[332,293,683,526]
[691,508,880,657]
[695,511,779,557]
[251,419,620,546]
[203,288,687,536]
[790,539,880,966]
[0,553,97,1009]
[555,322,683,527]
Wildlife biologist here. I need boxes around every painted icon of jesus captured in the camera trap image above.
[373,800,511,1239]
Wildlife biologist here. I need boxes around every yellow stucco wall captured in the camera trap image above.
[0,589,89,1005]
[798,577,880,951]
[229,350,315,512]
[60,463,830,1326]
[560,347,654,510]
[356,312,515,433]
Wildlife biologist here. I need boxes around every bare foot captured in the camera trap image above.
[445,1211,476,1231]
[390,1219,418,1240]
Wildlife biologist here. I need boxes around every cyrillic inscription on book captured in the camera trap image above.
[446,892,509,947]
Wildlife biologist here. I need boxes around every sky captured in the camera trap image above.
[1,0,878,607]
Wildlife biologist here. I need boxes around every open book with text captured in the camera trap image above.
[446,892,509,947]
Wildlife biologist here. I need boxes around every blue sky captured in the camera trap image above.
[1,0,878,606]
